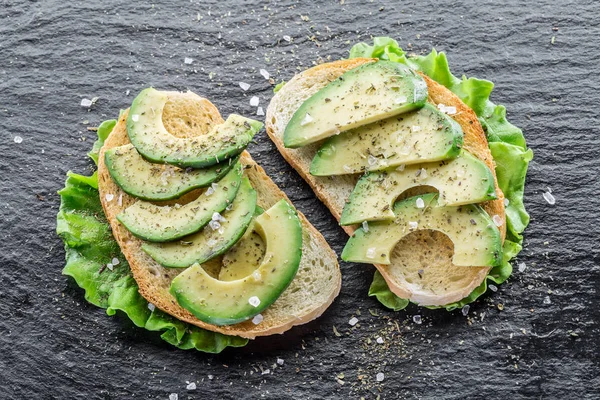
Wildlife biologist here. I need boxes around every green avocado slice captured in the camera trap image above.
[341,193,502,267]
[283,61,428,148]
[117,162,243,242]
[142,177,257,267]
[310,103,464,176]
[170,199,303,326]
[127,88,263,168]
[105,144,238,201]
[218,211,265,281]
[340,151,497,225]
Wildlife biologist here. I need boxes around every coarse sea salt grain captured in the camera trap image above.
[396,164,405,171]
[282,35,292,42]
[362,221,369,232]
[492,214,503,227]
[257,107,265,116]
[186,382,196,390]
[376,337,384,344]
[413,315,422,324]
[277,358,284,366]
[300,112,313,126]
[343,164,353,173]
[543,191,556,205]
[106,263,113,271]
[262,369,271,375]
[348,317,358,326]
[376,372,385,382]
[416,197,425,209]
[259,68,270,80]
[212,212,226,222]
[252,270,262,282]
[117,193,123,206]
[248,296,261,307]
[112,257,120,265]
[543,296,552,305]
[169,394,178,400]
[205,186,215,196]
[252,314,264,325]
[367,155,378,166]
[504,198,510,207]
[489,284,498,292]
[250,96,260,106]
[208,220,221,231]
[411,125,421,132]
[184,57,193,64]
[437,103,457,115]
[105,193,114,202]
[408,221,418,229]
[518,262,527,273]
[395,95,407,104]
[80,98,93,107]
[147,303,155,311]
[239,82,251,91]
[131,114,140,122]
[13,136,23,144]
[366,247,376,259]
[462,305,470,316]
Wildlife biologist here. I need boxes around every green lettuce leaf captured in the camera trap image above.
[57,121,248,353]
[351,37,533,311]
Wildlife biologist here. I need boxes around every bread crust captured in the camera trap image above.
[266,58,505,306]
[97,94,341,339]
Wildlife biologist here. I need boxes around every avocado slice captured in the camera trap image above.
[105,144,238,201]
[141,177,257,267]
[170,199,303,326]
[340,151,497,225]
[310,103,464,176]
[218,214,265,281]
[341,193,502,267]
[283,61,428,148]
[117,162,243,242]
[127,88,263,168]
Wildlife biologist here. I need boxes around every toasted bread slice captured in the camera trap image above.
[97,92,341,339]
[266,58,506,306]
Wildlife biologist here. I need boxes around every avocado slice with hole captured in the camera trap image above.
[127,88,263,168]
[310,103,464,176]
[117,162,243,242]
[105,144,239,201]
[283,61,428,148]
[341,193,502,267]
[141,177,257,267]
[340,151,497,225]
[169,199,303,326]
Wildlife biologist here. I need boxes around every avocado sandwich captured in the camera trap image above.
[58,87,341,352]
[266,37,532,310]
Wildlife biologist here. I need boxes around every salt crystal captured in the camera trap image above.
[408,221,418,229]
[343,164,353,173]
[396,164,405,171]
[112,257,120,265]
[117,193,123,206]
[543,296,551,304]
[262,369,271,375]
[418,168,428,179]
[80,98,93,107]
[208,220,221,230]
[518,262,527,273]
[256,107,265,116]
[415,198,425,209]
[277,358,284,366]
[300,113,314,126]
[148,303,155,311]
[437,103,457,115]
[489,284,498,292]
[207,239,218,248]
[248,296,261,307]
[218,227,225,235]
[456,168,465,178]
[366,247,376,259]
[411,125,421,132]
[259,68,270,79]
[205,186,215,196]
[13,136,23,144]
[543,191,556,205]
[186,382,196,390]
[504,198,510,207]
[367,155,378,166]
[376,372,385,382]
[252,314,264,325]
[250,96,260,106]
[105,193,114,202]
[492,214,503,227]
[212,212,226,222]
[184,57,194,64]
[399,146,411,155]
[376,337,384,344]
[413,315,422,324]
[362,221,369,232]
[131,114,140,122]
[252,270,262,282]
[207,374,213,380]
[395,96,407,104]
[239,82,251,91]
[348,317,358,326]
[282,35,292,42]
[106,263,113,271]
[461,305,470,316]
[169,394,178,400]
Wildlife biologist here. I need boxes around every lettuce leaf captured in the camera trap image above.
[57,121,248,353]
[354,37,533,311]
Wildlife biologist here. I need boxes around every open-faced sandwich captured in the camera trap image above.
[266,37,532,311]
[57,88,341,352]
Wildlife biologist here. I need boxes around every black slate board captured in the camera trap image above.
[1,0,599,399]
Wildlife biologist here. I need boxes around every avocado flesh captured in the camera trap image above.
[341,193,502,267]
[283,61,428,148]
[105,144,238,201]
[117,163,243,242]
[141,177,257,267]
[310,103,464,176]
[218,218,265,281]
[127,88,263,168]
[170,199,303,326]
[340,151,497,225]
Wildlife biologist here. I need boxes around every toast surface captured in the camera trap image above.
[266,58,505,306]
[97,93,341,339]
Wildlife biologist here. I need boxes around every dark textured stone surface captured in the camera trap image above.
[1,0,599,398]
